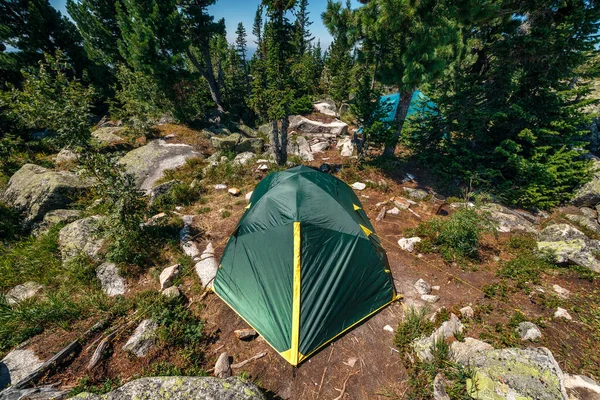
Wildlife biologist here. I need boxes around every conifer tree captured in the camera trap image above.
[252,5,265,59]
[293,0,314,57]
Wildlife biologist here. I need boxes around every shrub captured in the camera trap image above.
[0,202,21,242]
[409,207,496,262]
[394,306,434,354]
[149,183,202,214]
[288,95,314,115]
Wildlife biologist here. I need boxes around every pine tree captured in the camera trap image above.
[252,5,264,59]
[179,0,226,114]
[0,0,88,87]
[293,0,313,57]
[355,0,462,157]
[235,22,250,94]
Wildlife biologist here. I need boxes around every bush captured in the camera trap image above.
[0,202,21,242]
[149,183,202,214]
[288,95,314,115]
[408,207,496,262]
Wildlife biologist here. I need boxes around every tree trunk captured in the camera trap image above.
[270,120,281,164]
[279,116,289,165]
[186,47,224,114]
[382,90,415,158]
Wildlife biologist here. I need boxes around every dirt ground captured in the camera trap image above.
[26,133,600,399]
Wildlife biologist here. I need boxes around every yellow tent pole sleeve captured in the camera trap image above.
[290,221,302,366]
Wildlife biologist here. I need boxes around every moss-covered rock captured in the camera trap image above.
[119,140,200,194]
[210,133,264,154]
[537,224,600,272]
[1,164,92,228]
[71,376,266,400]
[465,348,568,400]
[58,215,106,262]
[91,127,129,150]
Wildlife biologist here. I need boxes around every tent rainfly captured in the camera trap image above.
[213,166,399,366]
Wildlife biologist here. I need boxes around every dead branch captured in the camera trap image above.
[231,352,267,369]
[332,371,359,400]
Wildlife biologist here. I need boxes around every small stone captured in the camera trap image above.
[96,263,126,296]
[414,278,431,295]
[214,352,232,378]
[431,286,440,291]
[552,284,571,299]
[228,188,241,196]
[383,325,394,333]
[234,329,258,341]
[376,207,386,222]
[392,197,411,210]
[398,237,421,252]
[459,306,474,319]
[162,286,181,298]
[164,134,175,139]
[343,357,358,367]
[403,187,429,201]
[123,319,158,357]
[421,294,440,303]
[159,264,180,290]
[245,191,253,202]
[386,207,401,215]
[450,337,493,364]
[554,307,572,320]
[214,184,227,190]
[516,321,542,341]
[257,164,268,171]
[5,282,43,305]
[433,373,451,400]
[195,243,218,289]
[351,182,366,191]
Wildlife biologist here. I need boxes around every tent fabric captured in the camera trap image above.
[379,90,437,123]
[214,166,397,366]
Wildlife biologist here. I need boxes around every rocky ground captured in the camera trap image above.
[1,101,600,399]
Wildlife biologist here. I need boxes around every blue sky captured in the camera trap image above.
[49,0,363,51]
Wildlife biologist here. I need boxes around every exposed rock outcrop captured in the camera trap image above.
[71,376,266,400]
[481,203,537,233]
[119,140,200,193]
[122,319,158,357]
[5,282,43,305]
[96,262,126,296]
[289,115,348,137]
[58,216,106,262]
[2,164,92,228]
[32,209,82,237]
[0,349,43,390]
[91,127,127,149]
[537,224,600,272]
[210,133,264,154]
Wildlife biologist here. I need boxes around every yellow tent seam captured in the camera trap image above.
[290,221,302,366]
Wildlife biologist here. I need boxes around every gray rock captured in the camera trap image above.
[580,207,597,219]
[351,182,366,191]
[572,159,600,207]
[403,187,429,201]
[565,213,600,234]
[211,133,264,154]
[337,136,355,157]
[516,321,542,341]
[433,373,451,400]
[55,149,78,165]
[1,164,92,228]
[91,127,126,149]
[413,314,463,361]
[5,282,43,305]
[161,286,180,298]
[232,152,256,166]
[119,140,200,194]
[289,115,348,137]
[180,215,200,260]
[421,294,440,303]
[399,237,421,252]
[310,141,329,153]
[122,319,158,357]
[0,349,43,390]
[0,386,67,399]
[553,284,571,299]
[159,264,180,290]
[287,136,313,161]
[554,307,572,320]
[96,263,126,297]
[386,207,400,215]
[450,337,493,364]
[564,374,600,400]
[214,353,232,379]
[58,216,106,262]
[537,224,600,272]
[465,347,567,400]
[459,306,474,319]
[32,209,82,237]
[414,278,431,295]
[71,376,265,400]
[195,243,218,289]
[234,329,258,341]
[313,101,337,117]
[481,203,537,233]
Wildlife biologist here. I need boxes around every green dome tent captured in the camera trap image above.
[213,166,399,366]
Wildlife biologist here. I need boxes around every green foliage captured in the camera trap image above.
[404,1,600,209]
[408,207,496,262]
[498,251,555,290]
[394,306,434,354]
[0,202,21,242]
[288,95,314,115]
[70,376,123,396]
[2,51,95,148]
[112,64,173,135]
[149,183,202,214]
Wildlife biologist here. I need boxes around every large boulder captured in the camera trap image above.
[564,374,600,400]
[572,159,600,207]
[119,140,200,194]
[289,115,348,137]
[0,349,43,390]
[537,224,600,272]
[210,133,264,154]
[287,136,314,161]
[58,216,106,262]
[481,203,537,233]
[1,164,92,228]
[32,209,83,237]
[5,282,43,305]
[71,376,266,400]
[464,347,568,400]
[313,101,337,117]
